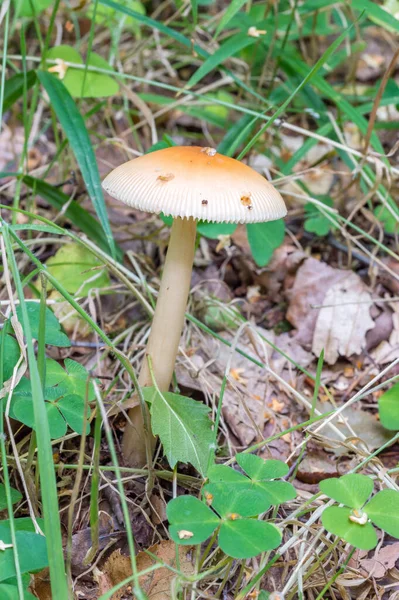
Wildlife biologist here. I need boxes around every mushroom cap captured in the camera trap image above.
[102,146,286,224]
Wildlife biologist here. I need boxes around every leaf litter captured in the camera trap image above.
[3,6,399,600]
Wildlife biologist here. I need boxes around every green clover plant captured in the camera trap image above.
[168,454,296,559]
[304,196,338,237]
[45,46,119,99]
[0,517,48,597]
[10,358,94,439]
[320,474,399,550]
[0,481,47,598]
[378,383,399,431]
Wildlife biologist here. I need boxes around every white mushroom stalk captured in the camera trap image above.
[102,145,287,468]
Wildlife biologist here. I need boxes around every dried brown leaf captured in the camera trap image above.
[286,258,349,349]
[312,272,375,364]
[98,542,194,600]
[360,542,399,578]
[316,401,392,454]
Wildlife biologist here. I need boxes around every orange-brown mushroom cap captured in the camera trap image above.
[102,146,287,224]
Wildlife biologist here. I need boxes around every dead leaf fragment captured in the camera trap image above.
[296,452,338,484]
[372,299,399,364]
[230,368,248,385]
[360,542,399,578]
[316,401,392,454]
[312,272,375,364]
[99,542,194,600]
[287,258,349,349]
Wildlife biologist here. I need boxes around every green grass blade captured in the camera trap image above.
[217,114,255,156]
[1,222,69,600]
[215,0,248,37]
[98,0,267,103]
[21,175,123,260]
[191,0,198,24]
[352,0,399,32]
[36,71,116,259]
[238,20,356,159]
[2,70,36,113]
[185,33,257,90]
[280,55,386,158]
[99,0,199,53]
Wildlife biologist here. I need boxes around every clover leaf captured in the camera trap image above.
[167,494,281,559]
[374,205,399,234]
[205,453,296,514]
[168,454,295,558]
[320,474,399,550]
[45,46,119,99]
[304,196,338,237]
[15,302,70,347]
[11,358,93,439]
[378,383,399,431]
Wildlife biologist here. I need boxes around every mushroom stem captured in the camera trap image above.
[122,217,197,466]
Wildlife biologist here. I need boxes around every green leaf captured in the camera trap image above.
[13,0,53,17]
[45,242,110,295]
[378,383,399,430]
[45,403,68,439]
[86,0,145,35]
[0,519,48,583]
[12,397,34,432]
[246,220,285,267]
[0,331,20,382]
[167,496,219,545]
[21,176,122,259]
[191,0,198,23]
[320,474,374,509]
[374,205,399,234]
[236,453,289,479]
[45,46,119,99]
[44,359,67,387]
[58,394,90,435]
[3,71,36,113]
[143,387,214,476]
[208,464,248,483]
[204,484,268,518]
[197,222,237,239]
[12,359,92,438]
[321,506,377,550]
[207,457,296,512]
[218,519,281,558]
[304,214,332,237]
[352,0,399,33]
[15,302,70,347]
[237,454,296,505]
[63,358,95,401]
[217,114,255,157]
[215,0,248,37]
[37,71,116,259]
[0,582,36,600]
[304,198,337,237]
[366,490,399,538]
[11,224,62,235]
[0,484,22,511]
[185,33,257,90]
[238,23,357,159]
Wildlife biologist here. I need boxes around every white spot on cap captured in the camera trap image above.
[201,147,217,157]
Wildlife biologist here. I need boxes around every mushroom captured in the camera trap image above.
[102,145,286,467]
